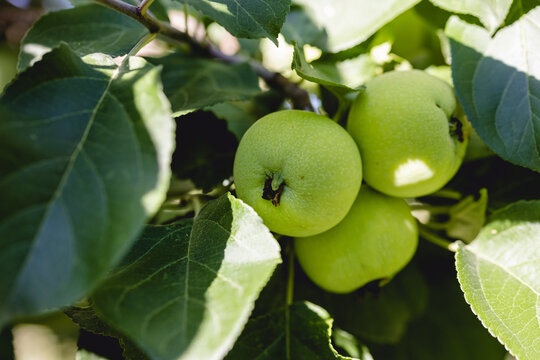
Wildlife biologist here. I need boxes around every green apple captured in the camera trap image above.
[295,186,418,294]
[233,110,362,237]
[347,70,470,198]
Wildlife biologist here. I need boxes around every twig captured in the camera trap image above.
[138,0,154,16]
[93,0,314,111]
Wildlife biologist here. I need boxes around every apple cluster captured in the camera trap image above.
[233,70,469,293]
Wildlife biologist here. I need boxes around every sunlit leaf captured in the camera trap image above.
[18,5,148,71]
[0,45,174,324]
[92,194,281,360]
[446,9,540,172]
[456,200,540,360]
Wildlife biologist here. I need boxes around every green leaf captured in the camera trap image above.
[281,9,327,48]
[291,43,362,96]
[209,91,285,140]
[445,188,488,242]
[446,10,540,172]
[66,306,149,359]
[430,0,512,33]
[292,0,421,52]
[456,200,540,360]
[332,329,373,360]
[148,53,261,116]
[0,44,174,325]
[504,0,539,27]
[226,301,355,359]
[92,194,281,360]
[18,5,148,71]
[178,0,291,45]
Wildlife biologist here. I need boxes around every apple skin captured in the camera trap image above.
[295,186,418,294]
[233,110,362,237]
[347,70,469,198]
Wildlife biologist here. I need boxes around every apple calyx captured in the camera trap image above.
[262,173,285,206]
[449,116,464,142]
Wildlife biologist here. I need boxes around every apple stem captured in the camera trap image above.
[419,226,457,252]
[286,243,295,306]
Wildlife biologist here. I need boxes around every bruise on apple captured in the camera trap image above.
[262,175,285,206]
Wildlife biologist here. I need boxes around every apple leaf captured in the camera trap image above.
[445,188,488,243]
[430,0,512,33]
[92,194,282,360]
[225,301,355,359]
[291,43,362,96]
[65,306,148,359]
[281,9,327,48]
[177,0,290,45]
[292,0,421,52]
[18,4,148,71]
[148,53,261,117]
[456,200,540,360]
[446,9,540,172]
[504,0,539,27]
[0,44,174,325]
[332,329,373,360]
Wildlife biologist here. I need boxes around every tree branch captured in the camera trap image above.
[93,0,314,111]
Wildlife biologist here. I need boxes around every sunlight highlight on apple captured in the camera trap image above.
[393,158,434,186]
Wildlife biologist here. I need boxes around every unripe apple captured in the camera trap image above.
[295,186,418,294]
[233,110,362,237]
[347,70,470,198]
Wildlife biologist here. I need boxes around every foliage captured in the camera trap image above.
[0,0,539,359]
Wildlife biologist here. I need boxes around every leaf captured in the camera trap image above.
[18,5,148,71]
[456,200,540,360]
[0,45,174,325]
[292,0,421,52]
[225,301,355,359]
[504,0,539,27]
[66,306,149,359]
[178,0,290,45]
[430,0,512,33]
[291,43,361,96]
[446,10,540,172]
[446,188,488,242]
[281,9,327,48]
[209,91,285,140]
[92,194,281,360]
[148,53,261,116]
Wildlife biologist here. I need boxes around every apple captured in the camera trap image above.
[295,186,418,294]
[347,70,470,198]
[233,110,362,237]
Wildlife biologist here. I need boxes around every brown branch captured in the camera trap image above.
[94,0,314,111]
